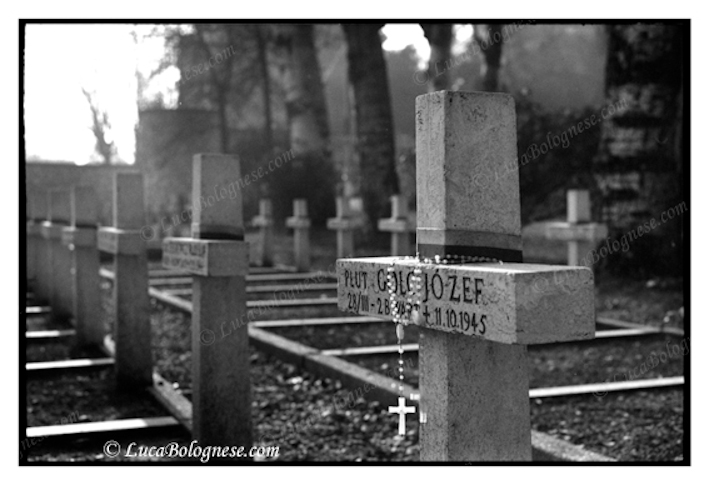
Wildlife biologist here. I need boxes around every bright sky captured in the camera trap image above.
[24,23,472,165]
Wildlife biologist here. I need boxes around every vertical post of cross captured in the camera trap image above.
[378,195,413,256]
[286,199,311,271]
[337,91,595,462]
[98,173,152,389]
[567,190,590,265]
[416,91,529,461]
[163,154,252,451]
[327,196,357,258]
[42,189,73,322]
[62,186,103,348]
[252,198,274,266]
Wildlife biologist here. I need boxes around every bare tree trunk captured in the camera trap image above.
[421,23,453,91]
[595,24,684,274]
[254,24,273,154]
[273,24,330,156]
[194,25,233,153]
[342,23,399,225]
[474,24,504,92]
[81,88,115,164]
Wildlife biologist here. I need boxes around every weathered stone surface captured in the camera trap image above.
[337,257,595,345]
[415,91,521,253]
[114,251,152,388]
[190,154,243,239]
[420,332,531,461]
[108,172,152,388]
[162,238,248,276]
[192,276,252,449]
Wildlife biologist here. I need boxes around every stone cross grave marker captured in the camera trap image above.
[62,186,103,347]
[162,154,252,450]
[378,195,414,257]
[42,189,73,321]
[98,173,152,389]
[337,91,596,461]
[543,189,608,266]
[251,198,274,266]
[327,196,360,258]
[26,189,48,293]
[286,198,311,271]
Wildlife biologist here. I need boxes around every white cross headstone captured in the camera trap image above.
[378,195,414,256]
[98,173,153,389]
[544,190,608,266]
[251,198,274,266]
[337,91,596,461]
[162,154,252,451]
[327,196,360,258]
[286,198,311,271]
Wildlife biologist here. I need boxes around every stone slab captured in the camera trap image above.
[97,228,145,255]
[162,237,249,276]
[336,257,595,345]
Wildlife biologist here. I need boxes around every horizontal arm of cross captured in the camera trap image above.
[163,237,248,277]
[544,222,608,242]
[336,257,595,345]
